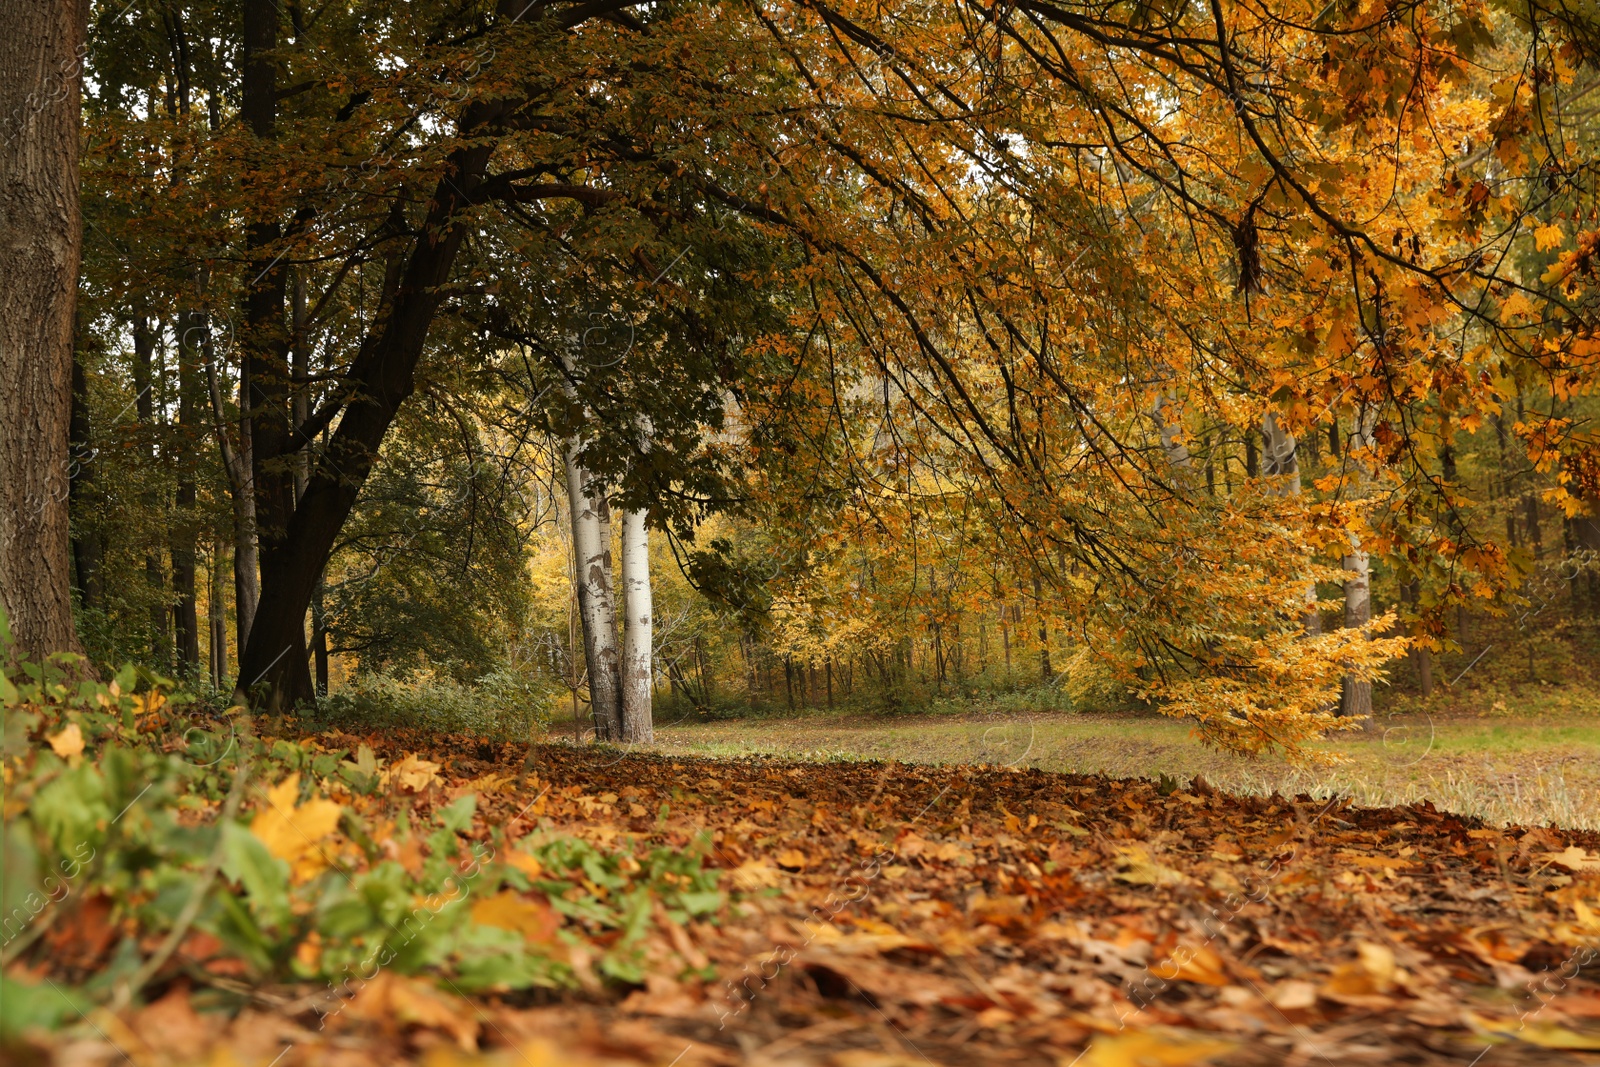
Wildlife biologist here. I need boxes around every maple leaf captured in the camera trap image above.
[47,723,84,760]
[470,890,560,944]
[382,753,443,793]
[250,773,343,881]
[1112,845,1189,886]
[344,972,479,1051]
[1080,1028,1236,1066]
[1540,846,1600,872]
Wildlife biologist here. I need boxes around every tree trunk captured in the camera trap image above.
[235,120,503,708]
[1339,536,1373,718]
[1339,415,1375,721]
[171,309,203,676]
[208,536,227,687]
[68,340,102,611]
[205,330,259,664]
[132,317,170,660]
[1402,581,1432,697]
[620,507,653,743]
[1033,574,1052,681]
[564,440,622,740]
[311,576,329,697]
[0,0,87,662]
[236,0,300,707]
[1261,412,1320,634]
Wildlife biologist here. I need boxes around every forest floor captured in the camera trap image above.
[22,732,1600,1067]
[650,682,1600,831]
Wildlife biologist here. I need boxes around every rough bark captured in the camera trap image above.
[564,440,622,740]
[0,0,87,661]
[620,507,653,743]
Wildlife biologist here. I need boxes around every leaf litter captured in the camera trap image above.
[13,727,1600,1067]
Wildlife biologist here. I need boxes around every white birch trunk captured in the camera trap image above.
[620,507,653,743]
[1262,412,1321,635]
[563,439,622,741]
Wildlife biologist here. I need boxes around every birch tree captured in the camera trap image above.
[564,439,622,741]
[620,507,653,743]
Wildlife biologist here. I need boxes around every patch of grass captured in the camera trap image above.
[654,693,1600,829]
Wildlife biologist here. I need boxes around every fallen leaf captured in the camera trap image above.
[471,890,560,944]
[383,753,443,792]
[1470,1012,1600,1049]
[1541,846,1600,872]
[729,859,782,889]
[1113,846,1189,887]
[345,971,479,1050]
[1080,1028,1236,1066]
[250,773,343,880]
[48,723,84,760]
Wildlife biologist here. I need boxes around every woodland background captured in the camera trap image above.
[12,0,1600,1063]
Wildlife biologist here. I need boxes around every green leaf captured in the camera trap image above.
[221,821,290,929]
[0,974,87,1037]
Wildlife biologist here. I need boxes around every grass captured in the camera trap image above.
[651,686,1600,829]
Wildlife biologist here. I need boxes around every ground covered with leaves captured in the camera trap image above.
[10,684,1600,1067]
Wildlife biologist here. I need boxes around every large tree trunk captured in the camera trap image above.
[620,507,653,743]
[235,71,504,707]
[236,0,301,707]
[0,0,88,661]
[563,440,622,740]
[1261,412,1321,634]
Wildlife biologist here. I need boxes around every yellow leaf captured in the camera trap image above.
[383,753,443,793]
[1541,847,1600,872]
[250,773,342,879]
[1535,223,1565,251]
[1500,291,1537,322]
[1112,845,1189,887]
[776,848,809,870]
[1156,944,1229,986]
[470,890,559,944]
[48,723,84,760]
[346,972,478,1051]
[504,850,543,880]
[1079,1028,1236,1066]
[1470,1012,1600,1049]
[729,859,782,889]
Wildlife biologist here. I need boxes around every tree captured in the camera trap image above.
[0,0,88,661]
